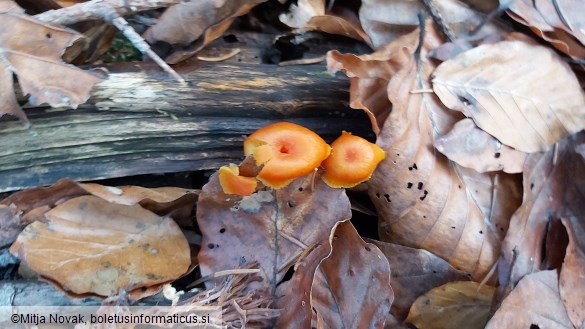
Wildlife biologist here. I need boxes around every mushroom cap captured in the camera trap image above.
[218,164,257,196]
[321,131,385,188]
[244,122,331,188]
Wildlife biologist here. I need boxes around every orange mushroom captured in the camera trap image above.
[218,164,257,196]
[321,131,385,188]
[244,122,331,188]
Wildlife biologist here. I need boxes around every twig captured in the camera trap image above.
[34,0,182,26]
[105,9,186,83]
[187,269,261,289]
[421,0,454,42]
[278,55,327,66]
[197,48,241,62]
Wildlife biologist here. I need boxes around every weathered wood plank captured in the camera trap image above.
[0,62,371,192]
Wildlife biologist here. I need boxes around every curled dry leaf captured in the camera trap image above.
[433,40,585,153]
[275,240,332,328]
[279,0,372,46]
[311,221,392,329]
[143,0,265,64]
[434,118,527,173]
[329,22,522,280]
[359,0,500,49]
[0,0,104,123]
[0,179,198,246]
[196,170,351,294]
[367,239,470,320]
[486,270,573,329]
[560,214,585,329]
[507,0,585,59]
[406,281,495,329]
[9,195,190,296]
[497,132,584,328]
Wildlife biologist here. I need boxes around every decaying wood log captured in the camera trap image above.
[0,61,372,192]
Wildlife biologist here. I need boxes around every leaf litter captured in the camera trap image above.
[1,1,585,328]
[0,0,104,123]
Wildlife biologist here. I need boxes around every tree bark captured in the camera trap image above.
[0,61,371,192]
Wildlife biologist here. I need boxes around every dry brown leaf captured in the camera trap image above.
[196,170,351,294]
[486,270,573,329]
[143,0,264,64]
[78,183,198,225]
[311,221,392,329]
[10,195,190,296]
[497,131,584,320]
[329,22,522,280]
[274,241,332,328]
[359,0,500,49]
[434,118,528,173]
[279,0,372,46]
[0,204,21,247]
[0,179,198,246]
[367,239,470,320]
[432,40,585,153]
[507,0,585,59]
[0,0,104,122]
[560,216,585,329]
[406,281,494,329]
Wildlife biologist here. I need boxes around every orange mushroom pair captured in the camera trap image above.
[218,122,385,195]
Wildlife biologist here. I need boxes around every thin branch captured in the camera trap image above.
[421,0,454,42]
[105,10,186,83]
[34,0,182,26]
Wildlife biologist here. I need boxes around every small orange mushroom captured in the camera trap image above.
[218,164,257,196]
[244,122,331,188]
[321,131,385,188]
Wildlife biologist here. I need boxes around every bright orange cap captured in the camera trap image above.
[218,164,257,196]
[321,132,385,188]
[244,122,331,188]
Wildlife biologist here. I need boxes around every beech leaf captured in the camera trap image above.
[328,22,522,280]
[486,270,573,329]
[367,239,470,320]
[143,0,265,64]
[432,40,585,153]
[311,221,392,329]
[434,118,527,173]
[406,281,495,329]
[9,195,190,296]
[0,2,104,122]
[196,170,351,294]
[497,131,584,325]
[507,0,585,59]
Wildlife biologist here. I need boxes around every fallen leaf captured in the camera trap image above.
[560,216,585,329]
[0,0,104,122]
[78,183,198,225]
[196,170,351,294]
[367,239,470,320]
[434,118,527,173]
[275,241,332,328]
[329,22,522,280]
[486,270,573,329]
[1,179,198,246]
[143,0,265,64]
[0,204,21,247]
[433,40,585,153]
[359,0,500,49]
[406,281,494,329]
[312,221,392,329]
[279,0,372,46]
[497,131,584,316]
[10,195,190,296]
[507,0,585,59]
